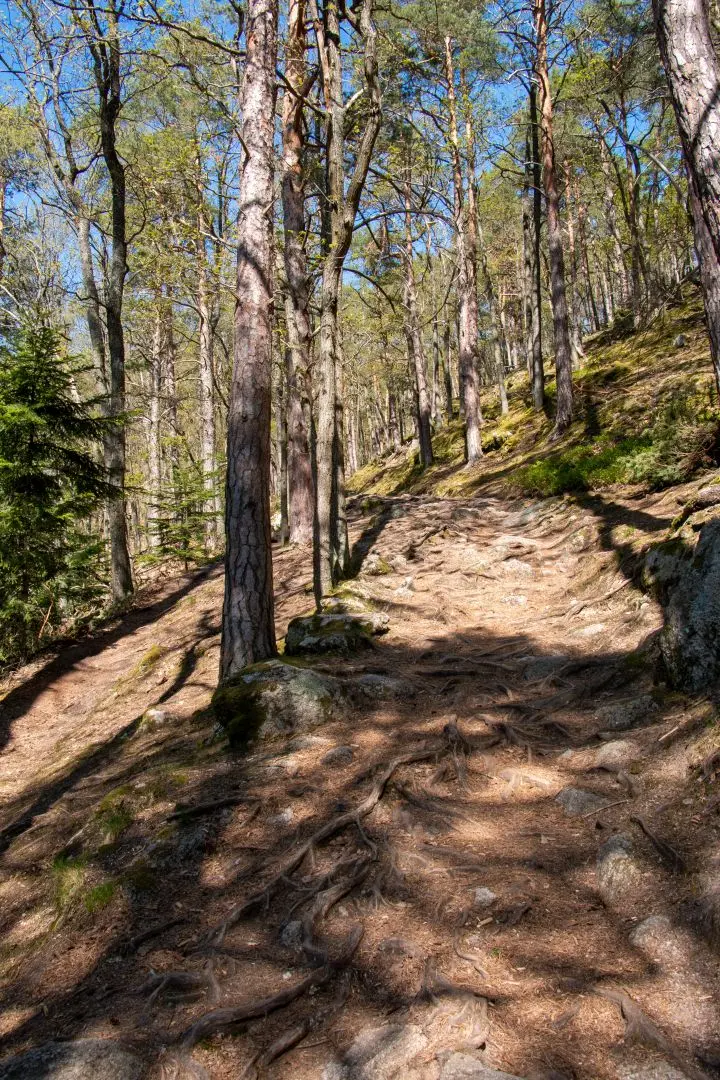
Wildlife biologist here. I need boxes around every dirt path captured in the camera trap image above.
[0,491,718,1080]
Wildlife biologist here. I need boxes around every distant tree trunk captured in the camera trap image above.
[444,38,482,463]
[653,0,720,398]
[599,134,630,310]
[86,3,133,599]
[388,387,400,449]
[563,159,586,364]
[220,0,278,679]
[443,321,454,421]
[196,223,219,553]
[431,310,441,424]
[276,366,289,545]
[535,0,573,437]
[147,304,163,549]
[281,0,314,544]
[334,327,350,576]
[403,172,433,467]
[523,100,545,411]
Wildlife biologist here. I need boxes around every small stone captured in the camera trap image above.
[596,833,643,905]
[594,739,641,769]
[353,674,414,700]
[143,707,169,726]
[498,558,533,577]
[498,768,554,790]
[501,594,527,606]
[438,1053,526,1079]
[280,920,304,950]
[577,622,606,637]
[395,576,415,596]
[595,696,657,732]
[323,745,354,766]
[269,807,294,827]
[0,1041,145,1080]
[473,887,497,908]
[673,334,687,348]
[616,1061,691,1080]
[327,1024,428,1080]
[555,787,609,816]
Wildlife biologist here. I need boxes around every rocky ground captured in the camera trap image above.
[0,486,719,1080]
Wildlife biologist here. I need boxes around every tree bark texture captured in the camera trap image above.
[281,0,315,544]
[311,0,381,604]
[403,174,433,467]
[653,0,720,397]
[535,0,573,437]
[220,0,278,680]
[444,39,482,462]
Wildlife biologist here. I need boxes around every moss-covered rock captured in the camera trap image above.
[284,612,388,656]
[645,513,720,690]
[212,659,344,748]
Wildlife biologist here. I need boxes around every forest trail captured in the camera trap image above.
[1,487,719,1080]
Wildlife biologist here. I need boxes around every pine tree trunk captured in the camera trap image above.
[91,5,133,600]
[147,305,163,549]
[197,239,219,552]
[432,310,441,425]
[523,100,545,411]
[310,0,381,604]
[443,321,454,421]
[220,0,278,679]
[403,174,433,467]
[653,0,720,397]
[281,0,314,544]
[535,0,573,437]
[444,38,482,463]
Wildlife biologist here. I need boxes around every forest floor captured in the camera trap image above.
[1,472,720,1078]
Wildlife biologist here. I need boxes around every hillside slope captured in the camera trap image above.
[349,286,719,502]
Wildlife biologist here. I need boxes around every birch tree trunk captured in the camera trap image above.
[220,0,278,679]
[535,0,573,437]
[653,0,720,397]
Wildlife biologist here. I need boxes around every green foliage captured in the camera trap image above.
[83,881,117,913]
[0,327,110,663]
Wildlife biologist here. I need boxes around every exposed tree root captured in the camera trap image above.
[631,815,687,872]
[169,796,259,822]
[178,925,364,1050]
[595,986,710,1080]
[123,917,186,955]
[208,744,442,946]
[141,965,220,1007]
[239,1018,312,1080]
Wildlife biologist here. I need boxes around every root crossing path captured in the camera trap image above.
[0,491,719,1080]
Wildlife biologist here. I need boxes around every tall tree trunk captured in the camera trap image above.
[220,0,278,679]
[197,230,219,552]
[444,38,482,463]
[281,0,314,544]
[653,0,720,397]
[87,4,133,599]
[310,0,381,604]
[334,326,350,576]
[443,321,454,421]
[523,100,545,411]
[403,171,433,467]
[276,365,289,545]
[535,0,573,437]
[147,305,163,549]
[563,159,586,363]
[432,310,441,425]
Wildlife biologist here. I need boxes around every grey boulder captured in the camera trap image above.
[0,1041,145,1080]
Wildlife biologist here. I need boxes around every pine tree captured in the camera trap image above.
[0,327,109,661]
